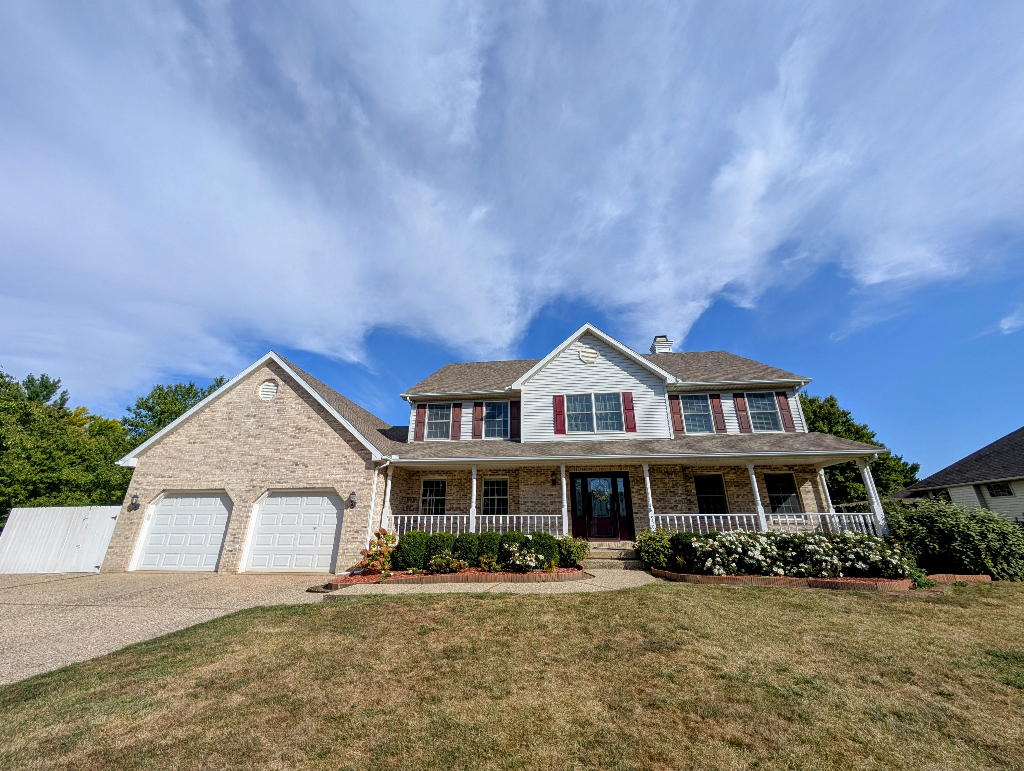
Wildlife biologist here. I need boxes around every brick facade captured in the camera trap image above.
[103,362,378,573]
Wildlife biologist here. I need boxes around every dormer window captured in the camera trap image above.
[426,403,452,439]
[746,392,782,432]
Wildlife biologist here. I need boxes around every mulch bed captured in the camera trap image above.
[651,568,914,592]
[327,567,589,588]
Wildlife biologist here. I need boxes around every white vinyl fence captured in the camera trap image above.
[0,506,120,573]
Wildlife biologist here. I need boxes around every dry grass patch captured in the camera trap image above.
[1,582,1022,770]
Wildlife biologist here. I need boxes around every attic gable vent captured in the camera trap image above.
[578,345,599,364]
[258,380,279,401]
[650,335,673,354]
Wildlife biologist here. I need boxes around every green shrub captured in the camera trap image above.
[670,531,705,572]
[478,530,501,558]
[453,532,479,564]
[392,530,429,571]
[478,554,501,572]
[634,528,672,568]
[558,536,591,568]
[426,532,456,563]
[427,550,468,574]
[886,499,1024,580]
[529,532,560,568]
[498,530,527,567]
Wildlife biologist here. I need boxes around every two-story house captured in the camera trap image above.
[102,324,888,574]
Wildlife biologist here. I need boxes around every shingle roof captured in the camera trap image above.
[403,351,807,395]
[389,431,878,462]
[905,427,1024,491]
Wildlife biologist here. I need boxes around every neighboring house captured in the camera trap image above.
[898,427,1024,523]
[103,323,886,575]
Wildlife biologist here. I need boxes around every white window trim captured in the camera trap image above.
[986,482,1015,498]
[425,403,453,441]
[418,477,448,515]
[680,394,715,435]
[563,392,626,434]
[745,391,785,433]
[481,401,511,440]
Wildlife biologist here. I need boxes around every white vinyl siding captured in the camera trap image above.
[407,402,417,442]
[788,391,807,432]
[720,393,740,433]
[460,401,473,439]
[949,481,1024,523]
[521,334,671,441]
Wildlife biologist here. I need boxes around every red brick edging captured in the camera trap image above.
[651,568,913,592]
[328,569,591,587]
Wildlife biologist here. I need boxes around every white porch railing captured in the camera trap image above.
[652,512,882,537]
[819,512,881,536]
[391,514,471,537]
[653,514,759,533]
[390,514,564,537]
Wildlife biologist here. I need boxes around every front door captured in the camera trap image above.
[569,472,635,541]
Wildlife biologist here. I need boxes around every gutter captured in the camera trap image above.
[387,448,883,465]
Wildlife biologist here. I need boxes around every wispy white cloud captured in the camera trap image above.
[0,1,1020,412]
[1000,307,1024,335]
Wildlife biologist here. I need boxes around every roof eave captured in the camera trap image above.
[388,448,877,466]
[669,378,811,391]
[400,389,519,401]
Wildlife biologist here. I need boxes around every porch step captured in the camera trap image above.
[581,557,646,570]
[588,547,638,560]
[582,544,644,570]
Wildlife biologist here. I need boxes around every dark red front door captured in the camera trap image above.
[570,472,635,541]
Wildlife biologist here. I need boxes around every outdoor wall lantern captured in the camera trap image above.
[348,491,357,509]
[128,494,140,512]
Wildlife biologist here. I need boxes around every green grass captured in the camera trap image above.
[1,582,1023,770]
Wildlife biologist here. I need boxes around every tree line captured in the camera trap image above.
[0,367,919,527]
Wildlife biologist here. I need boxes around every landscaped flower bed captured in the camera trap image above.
[328,566,588,587]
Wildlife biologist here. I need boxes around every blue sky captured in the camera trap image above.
[0,1,1021,476]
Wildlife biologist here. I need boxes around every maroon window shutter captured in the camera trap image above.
[553,395,566,435]
[709,394,727,434]
[733,393,752,433]
[775,392,796,432]
[451,403,462,440]
[509,400,521,440]
[668,394,684,434]
[413,403,426,441]
[472,402,484,439]
[622,392,637,432]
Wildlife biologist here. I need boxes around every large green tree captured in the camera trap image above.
[800,393,919,505]
[122,378,226,444]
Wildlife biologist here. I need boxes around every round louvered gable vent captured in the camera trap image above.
[578,345,599,364]
[258,380,279,401]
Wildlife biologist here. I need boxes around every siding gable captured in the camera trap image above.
[520,334,671,442]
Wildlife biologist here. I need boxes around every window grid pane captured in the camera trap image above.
[693,474,729,514]
[594,393,623,431]
[425,403,452,439]
[482,479,509,517]
[764,474,802,513]
[746,393,782,432]
[566,394,594,432]
[421,480,447,516]
[681,395,714,433]
[483,402,509,438]
[987,482,1014,498]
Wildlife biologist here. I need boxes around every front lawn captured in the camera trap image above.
[1,583,1022,770]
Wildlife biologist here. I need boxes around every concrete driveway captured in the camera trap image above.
[0,572,324,685]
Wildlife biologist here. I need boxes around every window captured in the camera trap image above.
[425,403,451,439]
[987,482,1015,498]
[746,392,782,432]
[594,393,624,431]
[681,395,714,433]
[420,479,447,515]
[483,402,509,438]
[482,478,509,516]
[764,473,803,513]
[566,394,594,432]
[694,474,729,513]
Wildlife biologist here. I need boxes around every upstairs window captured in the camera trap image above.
[425,403,452,439]
[764,473,803,513]
[420,479,447,515]
[681,395,714,433]
[746,392,782,432]
[482,478,509,516]
[694,474,729,513]
[594,393,624,431]
[484,402,509,438]
[987,482,1015,498]
[566,394,594,432]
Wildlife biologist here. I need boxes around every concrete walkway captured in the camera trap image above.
[330,568,657,596]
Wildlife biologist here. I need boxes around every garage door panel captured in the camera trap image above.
[137,494,231,572]
[246,492,342,573]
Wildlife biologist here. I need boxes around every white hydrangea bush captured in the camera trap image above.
[678,531,910,578]
[504,544,547,572]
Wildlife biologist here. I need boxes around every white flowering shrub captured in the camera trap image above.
[504,544,549,572]
[676,531,910,578]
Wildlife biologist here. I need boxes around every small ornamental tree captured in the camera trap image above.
[393,531,429,571]
[635,528,672,569]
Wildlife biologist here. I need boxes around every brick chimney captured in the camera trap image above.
[650,335,673,354]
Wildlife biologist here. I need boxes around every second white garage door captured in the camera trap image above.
[246,493,342,572]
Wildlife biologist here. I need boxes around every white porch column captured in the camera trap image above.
[748,462,768,531]
[366,465,380,548]
[469,466,478,533]
[560,465,569,536]
[643,463,655,531]
[817,467,838,533]
[381,466,394,532]
[857,457,889,536]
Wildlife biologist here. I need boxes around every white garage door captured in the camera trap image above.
[246,493,342,572]
[137,494,231,571]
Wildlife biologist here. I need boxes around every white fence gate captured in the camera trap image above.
[0,506,120,573]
